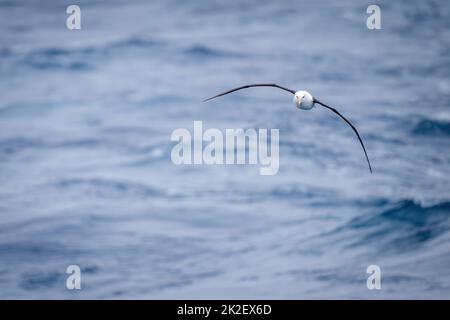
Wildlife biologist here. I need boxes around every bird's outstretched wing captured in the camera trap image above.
[204,84,295,102]
[314,99,373,173]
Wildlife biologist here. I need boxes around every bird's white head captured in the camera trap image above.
[293,91,314,110]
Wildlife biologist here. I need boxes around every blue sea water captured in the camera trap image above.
[0,0,450,299]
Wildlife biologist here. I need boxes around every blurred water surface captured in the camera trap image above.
[0,0,450,298]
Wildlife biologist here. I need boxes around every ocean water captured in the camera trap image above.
[0,0,450,299]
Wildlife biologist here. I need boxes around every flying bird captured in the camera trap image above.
[204,83,372,173]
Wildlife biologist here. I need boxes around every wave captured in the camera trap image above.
[182,44,243,59]
[13,36,163,71]
[19,271,62,290]
[54,178,176,199]
[345,200,450,250]
[412,118,450,137]
[19,47,94,71]
[12,40,238,72]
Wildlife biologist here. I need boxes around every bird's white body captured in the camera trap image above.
[293,90,314,110]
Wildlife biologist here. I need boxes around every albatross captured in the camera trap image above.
[204,83,372,173]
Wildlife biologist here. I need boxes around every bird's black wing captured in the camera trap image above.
[314,99,373,173]
[204,84,296,102]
